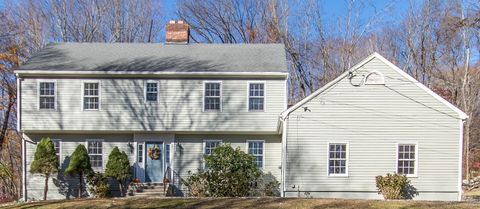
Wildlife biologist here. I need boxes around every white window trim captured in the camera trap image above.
[202,139,222,169]
[202,81,222,112]
[327,142,349,177]
[37,80,57,111]
[52,138,62,163]
[246,140,266,170]
[137,142,144,164]
[396,142,418,178]
[364,70,385,85]
[81,80,101,111]
[85,139,104,171]
[246,81,266,112]
[144,80,159,103]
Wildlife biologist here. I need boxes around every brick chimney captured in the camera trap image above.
[166,20,189,44]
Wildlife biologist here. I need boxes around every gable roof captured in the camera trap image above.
[280,52,468,120]
[17,43,288,77]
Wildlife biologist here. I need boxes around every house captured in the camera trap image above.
[16,20,466,201]
[16,20,287,200]
[279,53,467,201]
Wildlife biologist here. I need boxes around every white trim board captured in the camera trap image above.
[280,52,468,120]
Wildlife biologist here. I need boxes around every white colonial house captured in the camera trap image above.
[16,20,466,201]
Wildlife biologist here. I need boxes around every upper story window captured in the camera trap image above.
[248,140,264,169]
[364,71,385,85]
[83,82,100,110]
[204,81,222,111]
[145,81,158,102]
[87,139,103,170]
[248,82,265,111]
[397,144,416,176]
[39,82,56,109]
[328,143,348,176]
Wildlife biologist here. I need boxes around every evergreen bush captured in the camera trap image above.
[30,137,59,200]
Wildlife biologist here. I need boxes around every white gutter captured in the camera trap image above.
[15,70,289,78]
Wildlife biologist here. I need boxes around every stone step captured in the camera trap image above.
[135,192,166,196]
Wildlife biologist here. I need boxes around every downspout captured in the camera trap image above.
[459,118,466,201]
[281,117,288,197]
[17,77,26,201]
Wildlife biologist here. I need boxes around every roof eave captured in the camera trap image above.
[15,70,289,79]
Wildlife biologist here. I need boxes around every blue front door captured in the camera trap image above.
[145,142,164,182]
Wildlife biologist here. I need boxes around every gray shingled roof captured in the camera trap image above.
[19,43,288,73]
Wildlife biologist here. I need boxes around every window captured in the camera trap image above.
[248,82,265,111]
[137,143,143,163]
[364,71,385,85]
[52,139,61,163]
[204,82,221,111]
[328,143,348,176]
[39,82,56,109]
[83,82,100,110]
[166,144,170,167]
[145,81,158,102]
[397,144,416,176]
[204,140,221,155]
[248,141,264,168]
[87,140,103,169]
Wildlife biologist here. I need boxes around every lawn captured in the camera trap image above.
[1,197,479,209]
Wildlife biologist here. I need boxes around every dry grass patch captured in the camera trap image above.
[1,197,478,209]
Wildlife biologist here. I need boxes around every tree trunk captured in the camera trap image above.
[44,175,49,200]
[119,180,123,197]
[78,172,83,198]
[0,99,14,150]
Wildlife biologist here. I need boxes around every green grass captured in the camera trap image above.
[1,197,478,209]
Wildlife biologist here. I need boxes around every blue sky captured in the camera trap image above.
[161,0,409,24]
[0,0,409,23]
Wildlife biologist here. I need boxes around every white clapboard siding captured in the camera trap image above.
[24,133,281,200]
[173,134,282,194]
[284,57,461,201]
[21,78,285,133]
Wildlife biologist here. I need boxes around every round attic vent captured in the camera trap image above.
[364,71,385,85]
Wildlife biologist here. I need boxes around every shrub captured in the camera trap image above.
[65,144,93,198]
[184,170,208,197]
[30,137,59,200]
[86,172,109,198]
[375,173,417,199]
[184,144,261,197]
[105,147,132,196]
[251,172,280,197]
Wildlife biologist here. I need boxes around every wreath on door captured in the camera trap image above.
[147,145,161,160]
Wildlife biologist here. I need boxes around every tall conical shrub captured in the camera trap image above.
[105,147,132,196]
[65,144,93,198]
[30,137,59,200]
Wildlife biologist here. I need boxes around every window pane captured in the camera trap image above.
[205,98,220,110]
[40,97,55,109]
[397,144,416,175]
[146,82,158,102]
[88,140,103,169]
[248,141,264,168]
[39,82,55,109]
[138,144,143,163]
[328,143,347,175]
[249,98,264,111]
[248,83,265,111]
